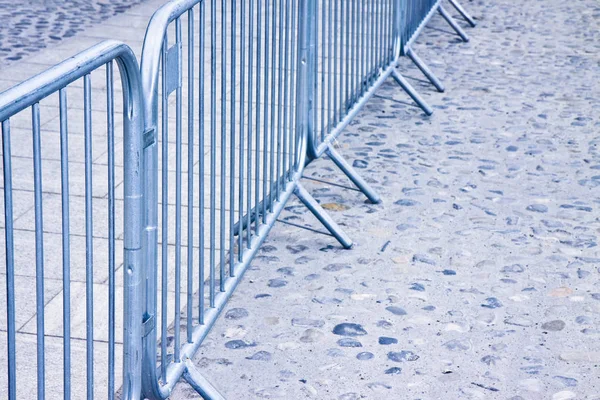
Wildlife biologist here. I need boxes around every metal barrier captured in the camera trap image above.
[139,0,351,398]
[399,0,473,96]
[304,0,476,202]
[0,41,145,399]
[447,0,477,28]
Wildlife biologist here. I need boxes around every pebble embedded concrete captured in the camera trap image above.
[167,0,600,398]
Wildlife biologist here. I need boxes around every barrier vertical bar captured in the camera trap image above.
[106,61,116,400]
[83,73,95,400]
[174,17,183,363]
[2,119,17,400]
[187,8,195,344]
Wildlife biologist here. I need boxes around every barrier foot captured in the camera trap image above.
[390,69,433,116]
[438,5,469,42]
[325,144,381,204]
[183,359,226,400]
[405,48,445,93]
[294,183,353,249]
[447,0,477,27]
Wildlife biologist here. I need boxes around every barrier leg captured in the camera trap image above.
[405,48,445,93]
[438,5,469,42]
[325,144,381,204]
[447,0,477,27]
[390,69,434,116]
[183,359,226,400]
[294,183,353,249]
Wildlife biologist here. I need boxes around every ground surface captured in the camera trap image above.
[1,0,599,399]
[177,1,600,399]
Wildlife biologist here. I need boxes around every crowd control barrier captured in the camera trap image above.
[139,0,351,398]
[0,41,145,400]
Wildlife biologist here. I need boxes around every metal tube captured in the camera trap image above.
[187,9,195,342]
[32,102,46,400]
[447,0,476,27]
[269,0,277,213]
[333,0,338,125]
[276,0,285,201]
[262,0,270,222]
[219,0,227,291]
[325,145,381,204]
[83,74,94,400]
[2,119,17,400]
[344,0,349,112]
[106,61,116,400]
[360,0,365,96]
[238,0,246,261]
[57,88,72,400]
[406,47,445,92]
[293,184,352,249]
[230,0,237,275]
[174,16,182,364]
[255,0,262,235]
[438,5,469,42]
[282,0,290,185]
[210,0,217,306]
[199,0,206,324]
[350,0,356,102]
[160,35,169,383]
[391,69,434,115]
[290,0,298,173]
[183,360,226,400]
[246,0,254,250]
[327,0,332,135]
[368,0,374,82]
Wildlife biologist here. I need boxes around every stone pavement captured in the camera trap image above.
[173,1,600,399]
[0,0,150,65]
[0,0,599,399]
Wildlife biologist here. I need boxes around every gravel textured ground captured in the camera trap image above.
[165,0,600,399]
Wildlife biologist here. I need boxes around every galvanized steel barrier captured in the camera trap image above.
[305,0,476,204]
[0,0,476,398]
[139,0,351,398]
[0,41,145,399]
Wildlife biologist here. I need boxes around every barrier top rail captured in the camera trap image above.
[0,41,139,121]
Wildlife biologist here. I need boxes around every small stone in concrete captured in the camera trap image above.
[527,204,548,213]
[337,338,362,348]
[246,351,272,361]
[378,337,398,345]
[387,350,419,362]
[225,308,249,320]
[385,306,407,316]
[481,297,503,309]
[225,340,257,350]
[300,328,324,343]
[542,320,566,331]
[332,323,367,336]
[356,352,374,360]
[292,318,325,328]
[384,367,402,375]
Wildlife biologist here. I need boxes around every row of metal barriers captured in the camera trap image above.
[0,0,476,398]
